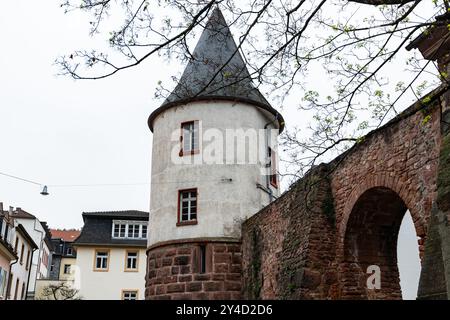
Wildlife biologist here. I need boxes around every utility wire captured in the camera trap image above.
[49,183,150,188]
[0,171,42,186]
[0,170,235,189]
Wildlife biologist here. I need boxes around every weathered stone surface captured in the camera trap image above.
[146,241,242,300]
[417,205,448,299]
[241,95,445,300]
[242,164,336,299]
[146,82,449,301]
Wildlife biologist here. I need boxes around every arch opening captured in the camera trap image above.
[397,211,421,300]
[341,186,420,300]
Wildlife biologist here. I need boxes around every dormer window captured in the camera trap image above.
[180,121,199,156]
[142,224,147,239]
[112,221,147,239]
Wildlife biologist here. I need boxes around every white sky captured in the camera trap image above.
[0,1,421,299]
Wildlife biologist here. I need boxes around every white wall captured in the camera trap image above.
[75,246,146,300]
[9,230,33,300]
[149,100,281,246]
[59,257,77,281]
[14,218,51,292]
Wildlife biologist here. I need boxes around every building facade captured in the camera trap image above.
[11,208,53,299]
[146,7,283,299]
[73,211,148,300]
[8,224,38,300]
[34,230,81,300]
[0,204,17,300]
[48,229,80,281]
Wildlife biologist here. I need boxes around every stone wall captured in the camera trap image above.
[242,164,337,299]
[241,93,445,300]
[331,97,441,299]
[418,88,450,299]
[146,239,242,299]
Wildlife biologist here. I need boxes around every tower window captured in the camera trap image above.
[177,189,198,225]
[199,245,206,274]
[180,121,199,156]
[268,147,278,188]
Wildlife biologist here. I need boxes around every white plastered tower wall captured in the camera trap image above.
[145,7,284,300]
[149,100,281,246]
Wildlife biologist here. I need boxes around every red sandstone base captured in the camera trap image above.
[145,238,242,300]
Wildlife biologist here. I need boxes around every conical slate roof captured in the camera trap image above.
[148,7,284,132]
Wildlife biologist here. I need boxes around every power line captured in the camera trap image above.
[0,170,235,189]
[49,183,150,188]
[0,171,42,186]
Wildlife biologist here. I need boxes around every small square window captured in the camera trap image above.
[122,291,138,300]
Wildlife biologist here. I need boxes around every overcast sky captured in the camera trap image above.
[0,1,422,299]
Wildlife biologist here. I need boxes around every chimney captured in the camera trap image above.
[0,202,3,213]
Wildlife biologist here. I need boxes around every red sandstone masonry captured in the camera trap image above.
[331,102,441,299]
[241,97,443,300]
[145,93,444,300]
[146,240,242,300]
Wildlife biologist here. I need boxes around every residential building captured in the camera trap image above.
[34,229,81,299]
[0,204,17,300]
[73,210,148,300]
[8,223,38,300]
[48,229,80,281]
[10,208,53,299]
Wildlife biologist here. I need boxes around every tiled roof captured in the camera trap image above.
[82,210,149,219]
[11,208,36,219]
[50,229,81,242]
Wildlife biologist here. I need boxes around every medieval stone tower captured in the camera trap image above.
[145,7,284,299]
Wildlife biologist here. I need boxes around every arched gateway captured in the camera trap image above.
[242,92,446,299]
[341,187,415,299]
[240,23,450,298]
